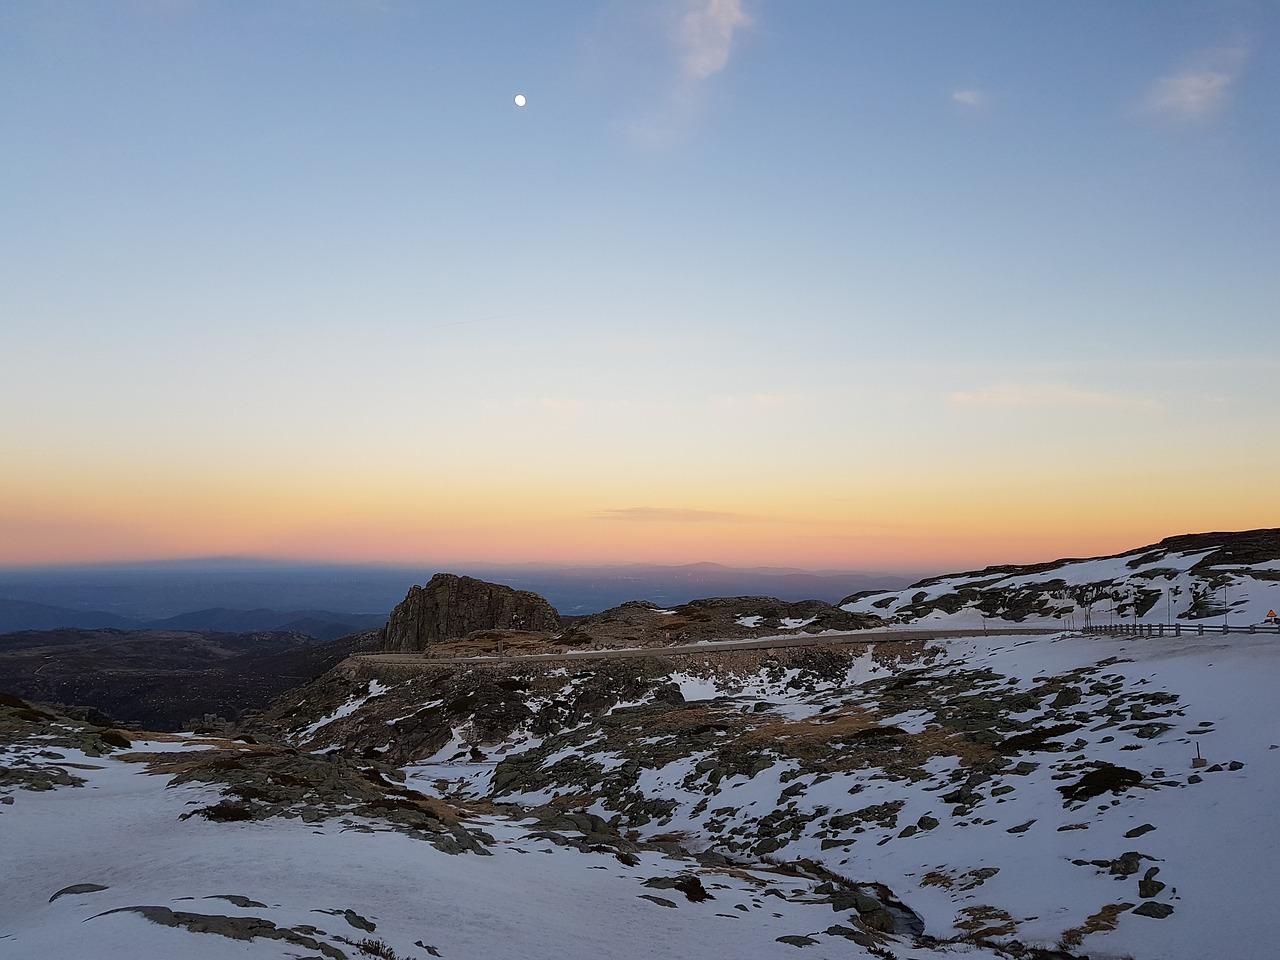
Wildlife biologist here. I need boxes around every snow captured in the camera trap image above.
[296,680,389,741]
[479,631,1280,958]
[6,627,1280,959]
[843,544,1280,629]
[3,737,1001,960]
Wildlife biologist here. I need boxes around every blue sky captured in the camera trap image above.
[2,1,1277,571]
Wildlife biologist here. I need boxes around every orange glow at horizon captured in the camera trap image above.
[4,441,1276,572]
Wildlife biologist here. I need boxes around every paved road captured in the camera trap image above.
[352,626,1066,667]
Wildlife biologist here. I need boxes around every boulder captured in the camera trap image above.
[382,574,561,652]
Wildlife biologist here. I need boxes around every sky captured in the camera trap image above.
[2,0,1278,575]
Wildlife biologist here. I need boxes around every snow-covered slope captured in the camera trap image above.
[199,623,1280,959]
[3,704,1004,960]
[5,531,1279,960]
[841,528,1280,629]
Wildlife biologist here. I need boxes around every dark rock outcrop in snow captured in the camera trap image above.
[381,574,561,653]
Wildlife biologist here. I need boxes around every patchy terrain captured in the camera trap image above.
[0,629,377,729]
[5,529,1279,959]
[6,625,1277,959]
[842,528,1280,629]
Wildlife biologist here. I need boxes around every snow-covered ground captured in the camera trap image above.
[408,631,1280,959]
[1,733,1005,960]
[842,541,1280,629]
[5,628,1279,959]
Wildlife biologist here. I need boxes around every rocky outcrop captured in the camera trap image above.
[381,574,561,653]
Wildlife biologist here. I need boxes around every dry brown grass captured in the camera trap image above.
[637,704,743,737]
[120,743,276,777]
[734,701,997,770]
[909,725,1000,768]
[739,704,881,747]
[1058,902,1135,948]
[955,904,1017,939]
[923,867,1000,891]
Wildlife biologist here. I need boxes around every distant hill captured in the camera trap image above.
[0,627,377,729]
[0,601,386,639]
[0,559,915,630]
[0,599,139,632]
[144,608,386,640]
[842,527,1280,628]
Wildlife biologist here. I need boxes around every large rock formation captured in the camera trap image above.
[381,574,561,653]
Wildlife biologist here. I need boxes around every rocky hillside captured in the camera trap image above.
[381,573,562,652]
[7,532,1280,960]
[0,628,378,730]
[243,622,1280,960]
[381,580,883,659]
[841,528,1280,628]
[8,623,1280,957]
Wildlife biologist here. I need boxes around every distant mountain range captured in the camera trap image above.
[0,600,386,640]
[0,560,913,634]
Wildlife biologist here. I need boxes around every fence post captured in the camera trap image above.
[1198,624,1204,636]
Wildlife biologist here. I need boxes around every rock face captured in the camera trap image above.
[381,574,561,653]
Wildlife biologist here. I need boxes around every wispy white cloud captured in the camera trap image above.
[594,506,752,523]
[947,382,1159,411]
[679,0,751,80]
[1143,46,1247,121]
[502,397,585,414]
[710,392,810,413]
[618,0,752,150]
[951,89,985,108]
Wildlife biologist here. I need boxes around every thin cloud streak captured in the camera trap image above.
[948,383,1160,411]
[594,506,755,523]
[1144,46,1247,121]
[711,392,810,413]
[680,0,751,79]
[618,0,751,150]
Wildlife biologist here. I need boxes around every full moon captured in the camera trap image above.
[514,94,527,107]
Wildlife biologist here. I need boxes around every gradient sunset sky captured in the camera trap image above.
[2,1,1277,574]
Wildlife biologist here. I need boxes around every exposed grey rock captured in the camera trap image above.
[87,906,347,959]
[776,934,819,946]
[382,574,561,653]
[49,883,108,902]
[206,894,268,909]
[1138,865,1166,898]
[824,924,877,947]
[1132,901,1174,918]
[1108,852,1149,876]
[643,874,712,902]
[638,894,678,908]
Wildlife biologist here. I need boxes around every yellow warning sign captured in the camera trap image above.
[1269,610,1278,619]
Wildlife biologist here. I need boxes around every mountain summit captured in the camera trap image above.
[842,528,1280,628]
